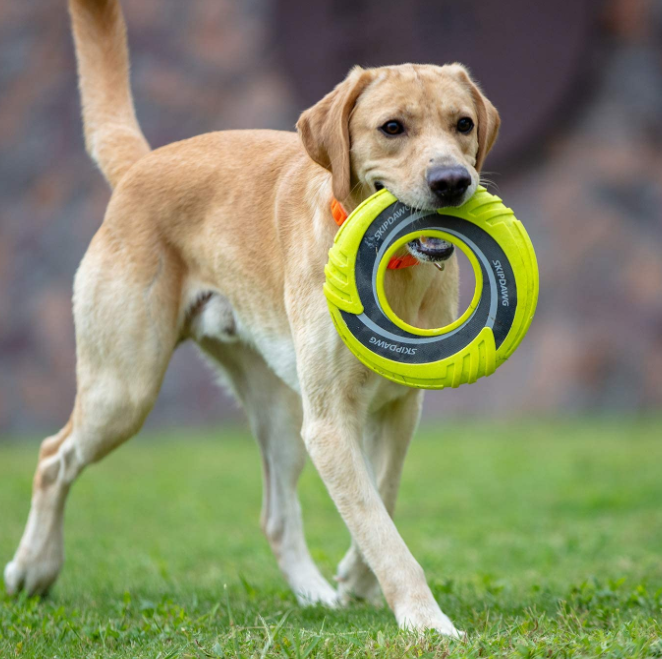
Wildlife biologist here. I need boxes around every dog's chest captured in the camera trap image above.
[367,376,413,412]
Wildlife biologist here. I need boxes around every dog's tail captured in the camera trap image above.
[68,0,150,188]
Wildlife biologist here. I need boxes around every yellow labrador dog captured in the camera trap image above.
[5,0,499,637]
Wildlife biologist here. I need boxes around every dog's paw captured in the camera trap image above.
[3,560,24,595]
[4,556,61,597]
[335,548,383,607]
[396,600,463,639]
[336,572,383,607]
[293,576,339,608]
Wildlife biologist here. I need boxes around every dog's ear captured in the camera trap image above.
[297,66,372,202]
[448,64,500,172]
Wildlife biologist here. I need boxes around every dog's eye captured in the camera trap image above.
[457,117,474,134]
[380,120,405,136]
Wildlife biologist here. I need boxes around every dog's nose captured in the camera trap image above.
[427,166,471,204]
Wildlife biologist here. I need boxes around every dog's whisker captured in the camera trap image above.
[480,177,500,192]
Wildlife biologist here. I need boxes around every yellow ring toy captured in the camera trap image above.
[324,186,539,389]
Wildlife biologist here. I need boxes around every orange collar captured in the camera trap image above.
[331,199,419,270]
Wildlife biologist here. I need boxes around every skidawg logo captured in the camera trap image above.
[492,260,510,307]
[369,336,417,355]
[373,205,411,242]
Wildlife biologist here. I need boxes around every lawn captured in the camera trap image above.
[1,418,661,658]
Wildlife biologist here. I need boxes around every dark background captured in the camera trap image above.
[1,0,661,434]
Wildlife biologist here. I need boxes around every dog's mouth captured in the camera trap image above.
[372,182,455,263]
[407,236,455,262]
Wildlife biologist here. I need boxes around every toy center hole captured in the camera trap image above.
[382,236,478,332]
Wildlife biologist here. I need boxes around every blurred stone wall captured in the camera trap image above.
[0,0,660,435]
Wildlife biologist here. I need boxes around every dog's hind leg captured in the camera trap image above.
[198,340,338,607]
[336,390,423,605]
[4,229,180,596]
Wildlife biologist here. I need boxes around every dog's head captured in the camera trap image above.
[297,64,499,260]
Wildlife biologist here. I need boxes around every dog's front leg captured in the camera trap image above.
[300,398,459,636]
[293,324,460,637]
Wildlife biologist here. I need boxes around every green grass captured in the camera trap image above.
[1,418,661,657]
